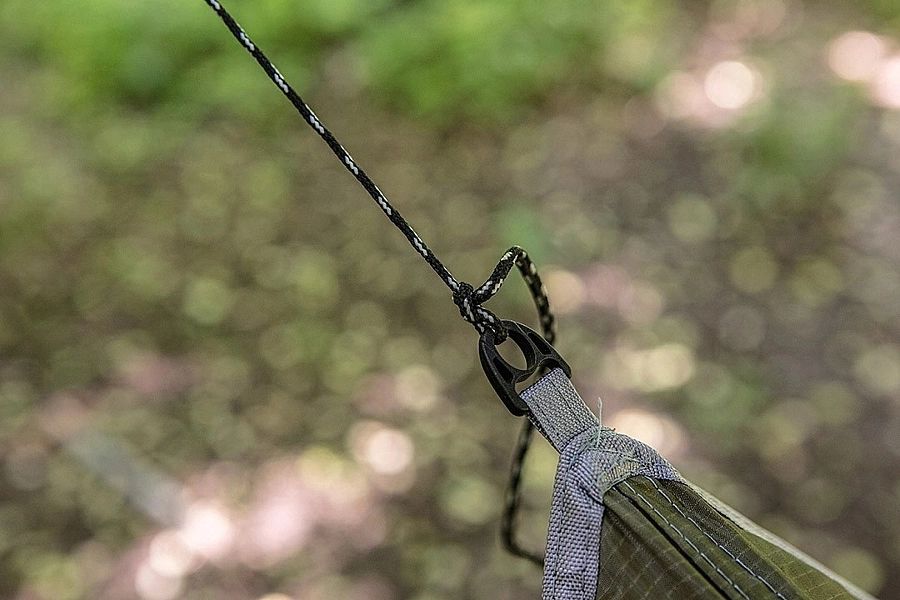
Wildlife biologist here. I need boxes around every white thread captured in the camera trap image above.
[642,477,787,600]
[273,71,289,94]
[372,194,392,216]
[306,114,325,134]
[621,480,751,600]
[209,0,221,9]
[343,155,359,175]
[463,299,475,322]
[412,236,427,257]
[476,278,502,297]
[476,307,496,323]
[238,31,254,51]
[305,108,326,134]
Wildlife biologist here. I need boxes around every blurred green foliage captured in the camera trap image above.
[0,0,678,122]
[1,1,899,599]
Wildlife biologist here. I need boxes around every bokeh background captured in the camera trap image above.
[1,0,899,598]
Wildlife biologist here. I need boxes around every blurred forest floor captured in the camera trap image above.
[0,1,899,599]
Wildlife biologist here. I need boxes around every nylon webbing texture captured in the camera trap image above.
[521,368,598,452]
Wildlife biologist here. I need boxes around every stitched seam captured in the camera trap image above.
[621,480,751,600]
[642,476,787,600]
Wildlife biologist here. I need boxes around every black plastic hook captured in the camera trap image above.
[479,320,571,416]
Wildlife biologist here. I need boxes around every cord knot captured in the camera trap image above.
[452,282,508,342]
[452,281,476,320]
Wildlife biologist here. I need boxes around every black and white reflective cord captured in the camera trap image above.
[202,0,552,565]
[202,0,557,343]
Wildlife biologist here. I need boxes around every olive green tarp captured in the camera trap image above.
[599,477,864,599]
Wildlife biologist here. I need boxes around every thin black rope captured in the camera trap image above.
[502,420,543,564]
[500,285,555,566]
[201,0,552,565]
[202,0,530,342]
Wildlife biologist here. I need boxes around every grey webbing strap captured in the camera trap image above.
[521,368,598,452]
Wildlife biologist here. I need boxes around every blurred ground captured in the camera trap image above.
[0,0,899,599]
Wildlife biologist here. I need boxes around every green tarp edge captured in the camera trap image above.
[597,477,863,600]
